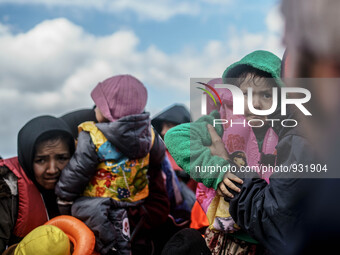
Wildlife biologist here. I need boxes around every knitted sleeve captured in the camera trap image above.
[164,110,230,190]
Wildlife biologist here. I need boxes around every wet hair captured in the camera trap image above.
[34,131,75,159]
[231,66,278,88]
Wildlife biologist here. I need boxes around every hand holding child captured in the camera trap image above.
[207,124,243,198]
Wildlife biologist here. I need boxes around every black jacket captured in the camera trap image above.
[55,113,165,200]
[55,113,170,231]
[227,107,319,253]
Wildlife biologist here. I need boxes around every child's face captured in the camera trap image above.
[94,106,107,123]
[239,74,274,126]
[161,122,177,138]
[233,157,245,167]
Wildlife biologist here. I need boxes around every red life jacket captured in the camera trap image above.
[0,157,48,237]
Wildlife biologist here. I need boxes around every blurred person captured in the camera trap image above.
[152,104,191,140]
[151,104,197,252]
[152,104,196,209]
[152,104,197,193]
[153,100,214,236]
[0,116,75,253]
[280,0,340,253]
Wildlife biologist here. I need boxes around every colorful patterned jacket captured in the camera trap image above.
[80,121,155,202]
[56,113,161,203]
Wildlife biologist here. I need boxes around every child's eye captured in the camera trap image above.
[242,91,248,96]
[263,93,272,99]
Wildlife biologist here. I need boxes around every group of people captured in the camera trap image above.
[0,74,196,255]
[1,0,340,254]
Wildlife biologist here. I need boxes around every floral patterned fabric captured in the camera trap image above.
[205,228,265,255]
[80,121,154,202]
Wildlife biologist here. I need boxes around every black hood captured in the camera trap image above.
[17,115,75,182]
[151,104,191,135]
[96,113,152,159]
[60,108,97,139]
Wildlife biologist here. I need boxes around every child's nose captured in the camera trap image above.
[252,95,262,110]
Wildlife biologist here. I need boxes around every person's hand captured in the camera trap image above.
[217,172,243,198]
[207,124,229,161]
[207,124,243,198]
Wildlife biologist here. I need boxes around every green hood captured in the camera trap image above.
[222,50,283,87]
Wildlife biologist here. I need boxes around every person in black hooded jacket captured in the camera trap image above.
[55,74,169,255]
[209,106,318,253]
[0,115,75,253]
[152,104,197,192]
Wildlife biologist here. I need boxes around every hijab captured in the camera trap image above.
[17,115,75,218]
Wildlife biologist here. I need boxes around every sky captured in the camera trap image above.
[0,0,284,158]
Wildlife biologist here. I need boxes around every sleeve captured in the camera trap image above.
[149,129,166,167]
[141,162,170,229]
[128,133,170,230]
[0,167,18,253]
[164,111,230,190]
[144,132,170,228]
[228,135,317,252]
[55,131,99,201]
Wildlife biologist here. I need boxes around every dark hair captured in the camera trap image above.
[34,131,75,159]
[230,151,248,166]
[231,66,278,88]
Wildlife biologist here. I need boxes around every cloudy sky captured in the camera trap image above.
[0,0,284,158]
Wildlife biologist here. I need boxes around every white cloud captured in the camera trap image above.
[266,5,284,34]
[0,23,8,34]
[0,8,284,157]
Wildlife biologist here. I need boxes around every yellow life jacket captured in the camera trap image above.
[79,121,155,202]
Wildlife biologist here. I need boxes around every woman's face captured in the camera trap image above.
[33,139,71,190]
[240,74,274,126]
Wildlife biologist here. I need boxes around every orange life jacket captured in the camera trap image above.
[190,200,209,231]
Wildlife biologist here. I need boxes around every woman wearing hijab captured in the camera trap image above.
[0,115,75,253]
